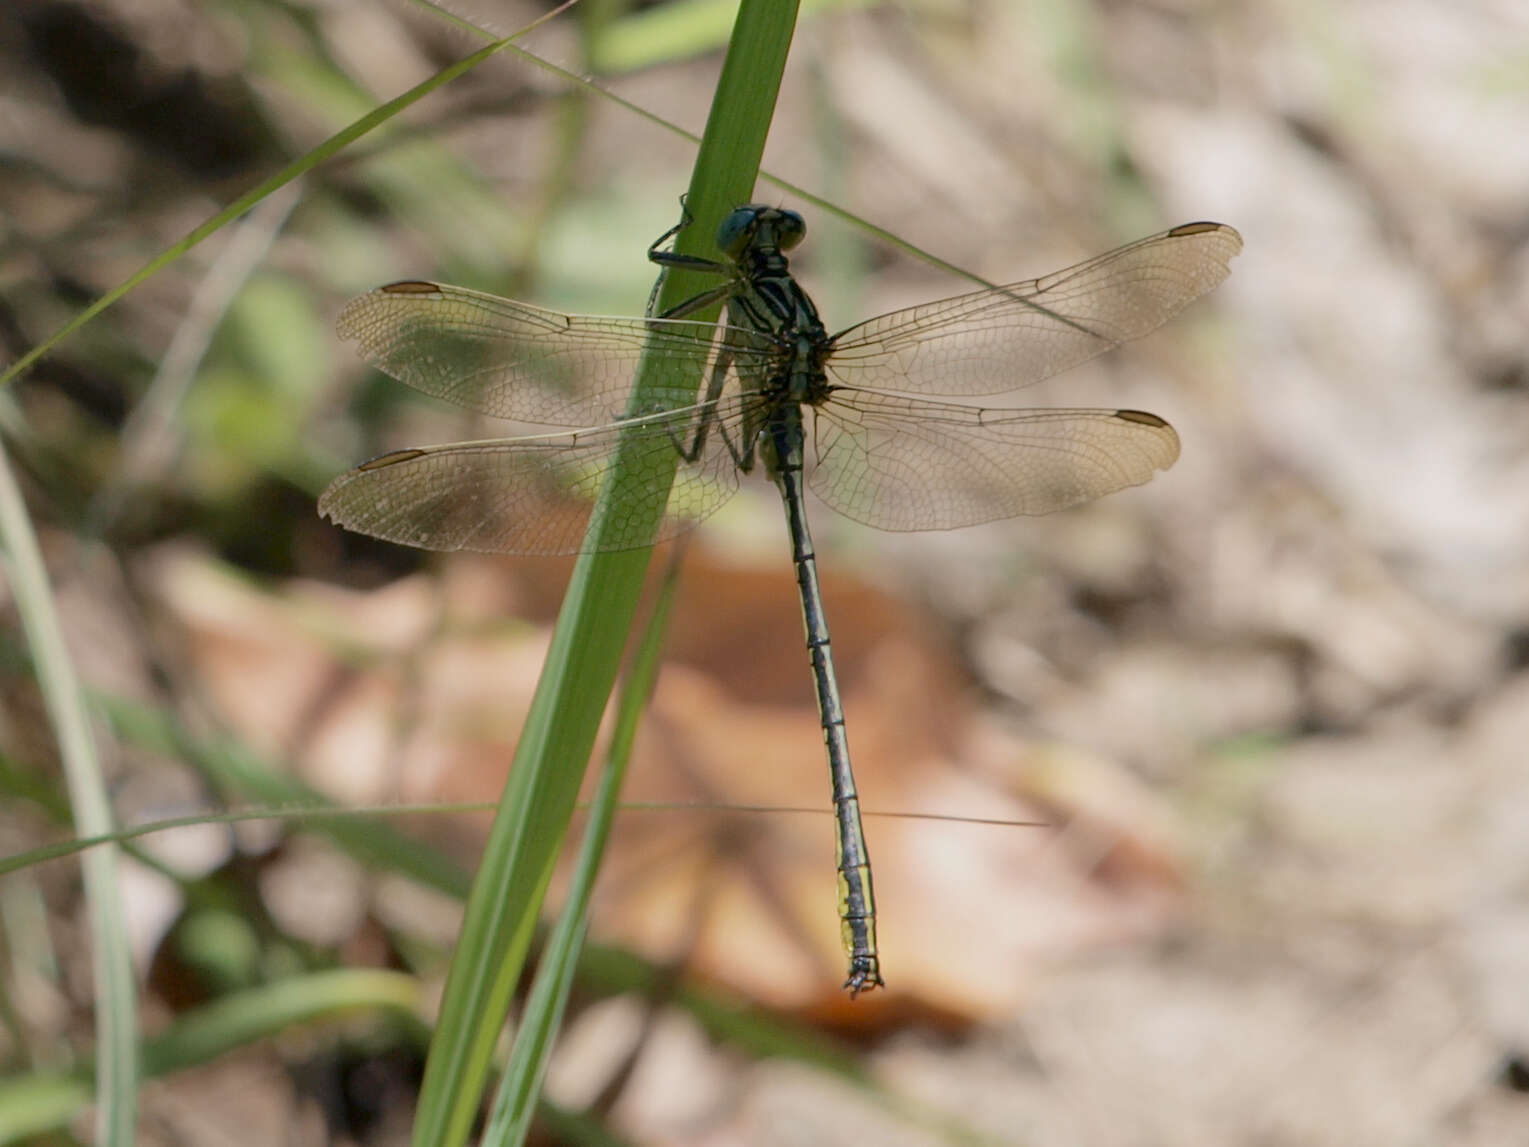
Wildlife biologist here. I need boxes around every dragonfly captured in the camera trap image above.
[319,206,1242,995]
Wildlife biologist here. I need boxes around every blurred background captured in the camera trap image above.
[2,0,1528,1143]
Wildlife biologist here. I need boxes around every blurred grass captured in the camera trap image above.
[0,443,135,1145]
[0,969,425,1145]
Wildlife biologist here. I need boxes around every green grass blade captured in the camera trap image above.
[411,4,802,1146]
[0,445,136,1144]
[483,556,682,1147]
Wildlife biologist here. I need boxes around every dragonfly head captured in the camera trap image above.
[717,205,806,261]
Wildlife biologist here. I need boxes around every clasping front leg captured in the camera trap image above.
[647,199,739,320]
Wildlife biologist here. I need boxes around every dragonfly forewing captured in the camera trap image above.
[825,222,1242,398]
[337,281,764,427]
[317,399,753,554]
[809,392,1180,530]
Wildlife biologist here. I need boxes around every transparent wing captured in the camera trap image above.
[826,222,1241,397]
[337,281,774,426]
[317,398,757,555]
[808,390,1180,531]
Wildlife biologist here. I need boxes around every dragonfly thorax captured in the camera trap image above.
[725,270,834,409]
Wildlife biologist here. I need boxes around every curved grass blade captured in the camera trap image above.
[0,444,135,1145]
[0,3,578,391]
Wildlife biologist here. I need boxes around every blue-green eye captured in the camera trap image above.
[716,206,763,257]
[774,209,806,251]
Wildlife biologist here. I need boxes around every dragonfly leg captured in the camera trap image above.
[669,340,757,474]
[647,199,728,275]
[648,272,736,319]
[646,195,694,261]
[647,245,729,319]
[648,210,740,319]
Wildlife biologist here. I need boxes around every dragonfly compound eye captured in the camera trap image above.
[774,209,807,251]
[716,206,764,258]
